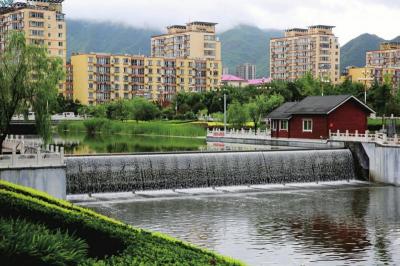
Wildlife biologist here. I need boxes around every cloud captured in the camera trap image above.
[63,0,400,43]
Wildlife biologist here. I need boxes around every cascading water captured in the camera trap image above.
[66,149,356,194]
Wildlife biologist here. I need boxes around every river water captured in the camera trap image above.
[90,185,400,266]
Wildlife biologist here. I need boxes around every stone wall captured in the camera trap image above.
[0,166,66,199]
[362,143,400,186]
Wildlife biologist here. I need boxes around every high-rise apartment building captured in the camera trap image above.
[343,42,400,89]
[0,0,67,94]
[366,42,400,69]
[71,53,221,105]
[270,25,340,83]
[151,21,221,61]
[236,63,256,80]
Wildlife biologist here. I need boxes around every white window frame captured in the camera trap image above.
[271,120,278,131]
[302,119,313,132]
[280,120,288,131]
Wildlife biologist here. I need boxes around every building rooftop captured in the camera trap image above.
[266,102,298,119]
[248,78,272,85]
[187,21,218,26]
[221,74,246,82]
[308,25,335,29]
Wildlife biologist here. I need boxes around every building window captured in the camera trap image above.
[303,119,313,132]
[280,120,288,131]
[271,120,278,131]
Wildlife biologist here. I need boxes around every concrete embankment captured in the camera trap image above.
[362,143,400,186]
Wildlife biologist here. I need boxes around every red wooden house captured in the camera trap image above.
[266,95,375,139]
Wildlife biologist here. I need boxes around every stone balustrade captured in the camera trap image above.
[1,135,65,168]
[207,128,271,139]
[329,130,400,146]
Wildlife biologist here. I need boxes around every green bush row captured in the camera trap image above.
[0,181,244,265]
[59,120,206,137]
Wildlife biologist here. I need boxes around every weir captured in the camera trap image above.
[66,149,356,194]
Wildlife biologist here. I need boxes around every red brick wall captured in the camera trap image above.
[289,115,328,139]
[328,99,368,134]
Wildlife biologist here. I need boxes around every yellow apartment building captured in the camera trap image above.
[270,25,340,83]
[0,0,67,95]
[71,53,221,106]
[343,42,400,89]
[151,21,221,61]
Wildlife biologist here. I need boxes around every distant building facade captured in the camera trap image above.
[71,53,221,105]
[343,42,400,89]
[151,21,221,61]
[236,63,256,80]
[270,25,340,83]
[0,0,67,95]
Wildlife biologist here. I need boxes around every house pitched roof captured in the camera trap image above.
[266,102,297,119]
[266,95,375,119]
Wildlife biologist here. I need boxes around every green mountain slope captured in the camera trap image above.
[340,34,384,71]
[67,19,161,58]
[219,25,283,77]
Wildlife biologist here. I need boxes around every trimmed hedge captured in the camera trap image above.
[0,181,244,266]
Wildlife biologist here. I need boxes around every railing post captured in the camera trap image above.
[37,149,41,165]
[11,148,16,166]
[346,130,349,137]
[394,134,398,144]
[355,130,359,138]
[365,130,369,141]
[60,147,64,164]
[383,133,387,143]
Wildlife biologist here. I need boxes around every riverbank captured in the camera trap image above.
[0,180,243,265]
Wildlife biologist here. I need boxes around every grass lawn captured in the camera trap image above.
[0,180,244,265]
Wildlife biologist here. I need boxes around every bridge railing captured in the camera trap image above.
[2,135,65,168]
[207,128,271,139]
[329,130,400,146]
[0,146,65,169]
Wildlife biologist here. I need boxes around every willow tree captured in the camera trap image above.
[0,32,64,152]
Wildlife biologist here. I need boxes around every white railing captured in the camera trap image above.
[207,128,271,139]
[329,130,400,146]
[2,135,65,168]
[0,146,65,168]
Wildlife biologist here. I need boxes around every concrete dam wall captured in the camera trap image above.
[66,149,356,194]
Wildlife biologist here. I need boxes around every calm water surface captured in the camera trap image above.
[90,186,400,266]
[57,133,297,155]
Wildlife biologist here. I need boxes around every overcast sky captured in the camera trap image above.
[64,0,399,44]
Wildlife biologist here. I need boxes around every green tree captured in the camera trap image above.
[0,0,13,7]
[0,32,64,150]
[227,101,248,128]
[130,98,160,122]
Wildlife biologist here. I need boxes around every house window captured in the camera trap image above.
[271,120,278,131]
[280,120,288,131]
[303,119,313,132]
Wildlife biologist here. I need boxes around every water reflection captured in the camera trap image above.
[90,186,400,265]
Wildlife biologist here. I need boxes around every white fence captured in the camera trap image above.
[1,135,65,168]
[329,130,400,146]
[207,128,271,139]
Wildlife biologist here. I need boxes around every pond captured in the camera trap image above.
[89,186,400,266]
[57,132,298,155]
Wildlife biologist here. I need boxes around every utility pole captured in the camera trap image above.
[223,94,227,134]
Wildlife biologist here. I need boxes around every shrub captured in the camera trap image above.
[83,118,109,135]
[0,218,88,266]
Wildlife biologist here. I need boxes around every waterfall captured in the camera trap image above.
[66,149,356,194]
